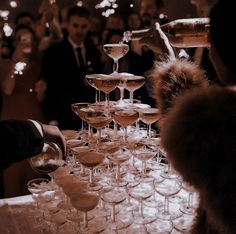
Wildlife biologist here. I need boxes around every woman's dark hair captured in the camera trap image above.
[67,6,90,21]
[104,29,123,44]
[15,12,36,25]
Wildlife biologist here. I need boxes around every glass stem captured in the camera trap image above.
[83,211,88,228]
[119,87,124,102]
[112,204,116,222]
[113,121,118,137]
[147,124,151,138]
[188,192,193,209]
[164,196,170,215]
[89,168,94,185]
[129,91,134,104]
[123,127,127,144]
[140,200,144,218]
[116,164,120,181]
[105,93,109,107]
[113,59,119,73]
[142,161,147,176]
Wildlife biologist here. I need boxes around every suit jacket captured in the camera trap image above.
[41,37,102,129]
[0,120,43,171]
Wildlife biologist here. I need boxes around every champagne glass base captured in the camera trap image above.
[146,219,173,234]
[108,212,133,230]
[172,214,194,233]
[108,178,128,187]
[156,206,183,221]
[180,203,196,215]
[132,211,156,225]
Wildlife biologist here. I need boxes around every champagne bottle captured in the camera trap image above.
[123,18,210,48]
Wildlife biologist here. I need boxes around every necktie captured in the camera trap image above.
[76,47,86,73]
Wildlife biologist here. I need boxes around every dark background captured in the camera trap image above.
[0,0,196,23]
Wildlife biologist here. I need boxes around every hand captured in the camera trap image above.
[42,124,66,158]
[139,22,175,60]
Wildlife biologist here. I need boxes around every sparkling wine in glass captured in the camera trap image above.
[113,109,139,143]
[71,102,91,133]
[77,151,105,191]
[124,75,145,104]
[93,74,120,107]
[70,192,105,233]
[140,108,160,138]
[85,74,101,103]
[83,107,112,144]
[103,43,129,73]
[116,72,134,106]
[29,142,63,179]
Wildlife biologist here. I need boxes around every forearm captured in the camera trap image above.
[1,60,16,95]
[0,120,44,170]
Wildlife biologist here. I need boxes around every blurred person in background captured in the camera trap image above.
[36,0,63,51]
[140,0,168,28]
[42,6,102,130]
[0,25,46,198]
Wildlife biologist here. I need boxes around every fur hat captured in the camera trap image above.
[149,59,208,127]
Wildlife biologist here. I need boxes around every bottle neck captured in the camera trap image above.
[123,28,152,42]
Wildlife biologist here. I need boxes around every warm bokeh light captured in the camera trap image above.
[9,1,17,8]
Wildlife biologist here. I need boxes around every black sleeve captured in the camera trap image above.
[0,120,44,170]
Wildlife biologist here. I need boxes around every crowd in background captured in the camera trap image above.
[0,0,222,203]
[0,0,170,198]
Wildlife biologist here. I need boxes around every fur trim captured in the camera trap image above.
[148,59,208,127]
[161,86,236,233]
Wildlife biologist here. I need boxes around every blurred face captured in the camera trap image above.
[140,0,158,19]
[128,14,142,30]
[67,16,90,45]
[15,28,35,51]
[106,16,125,30]
[190,0,217,16]
[109,34,122,44]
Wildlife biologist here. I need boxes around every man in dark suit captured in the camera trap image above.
[41,6,102,130]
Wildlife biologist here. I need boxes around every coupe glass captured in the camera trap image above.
[76,151,105,191]
[71,102,91,134]
[102,189,133,230]
[83,107,112,144]
[27,178,50,209]
[133,148,157,183]
[85,74,101,103]
[116,72,134,106]
[112,109,139,144]
[127,182,156,224]
[92,74,120,107]
[107,151,131,187]
[70,192,105,233]
[103,43,129,74]
[154,178,182,220]
[29,141,63,179]
[140,108,160,138]
[123,75,145,104]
